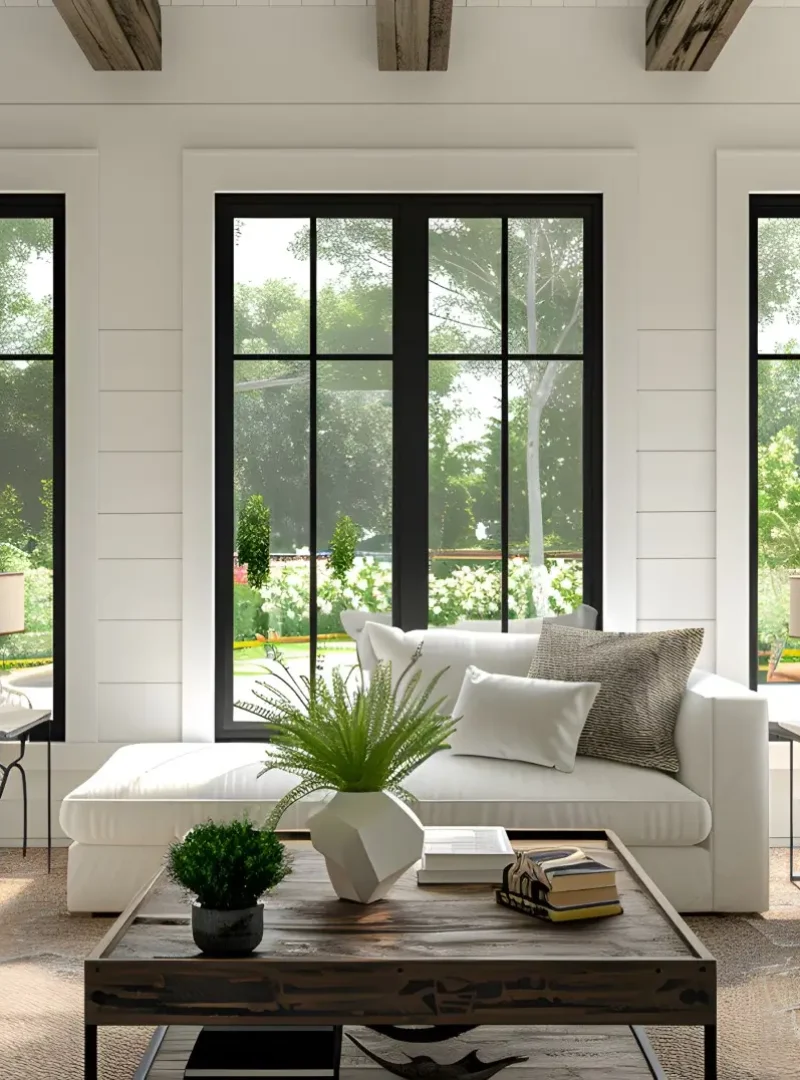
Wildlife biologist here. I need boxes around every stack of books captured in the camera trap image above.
[496,845,622,922]
[416,826,515,884]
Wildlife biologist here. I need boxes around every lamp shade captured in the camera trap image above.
[0,572,25,636]
[790,575,800,639]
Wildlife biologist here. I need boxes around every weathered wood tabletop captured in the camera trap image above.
[85,830,716,1031]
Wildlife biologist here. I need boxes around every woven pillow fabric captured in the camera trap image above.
[528,624,704,773]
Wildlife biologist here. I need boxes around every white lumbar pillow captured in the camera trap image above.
[365,623,541,714]
[449,665,600,773]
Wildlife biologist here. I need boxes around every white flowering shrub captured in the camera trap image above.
[251,556,583,638]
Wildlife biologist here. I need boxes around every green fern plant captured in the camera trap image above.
[237,495,271,590]
[235,650,457,831]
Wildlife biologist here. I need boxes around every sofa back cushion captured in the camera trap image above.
[339,610,393,672]
[366,623,541,714]
[455,604,598,634]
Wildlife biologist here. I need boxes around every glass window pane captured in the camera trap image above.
[429,359,501,627]
[234,218,310,355]
[317,359,392,675]
[429,219,501,355]
[758,218,800,354]
[233,359,310,717]
[509,359,583,618]
[756,358,800,683]
[0,359,53,711]
[317,219,392,354]
[0,219,53,355]
[509,218,583,355]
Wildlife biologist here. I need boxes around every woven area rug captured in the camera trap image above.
[1,847,800,1080]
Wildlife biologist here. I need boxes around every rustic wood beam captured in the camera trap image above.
[376,0,453,71]
[646,0,752,71]
[54,0,161,71]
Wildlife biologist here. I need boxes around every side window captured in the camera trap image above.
[0,198,64,736]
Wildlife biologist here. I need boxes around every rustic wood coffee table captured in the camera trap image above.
[84,829,717,1080]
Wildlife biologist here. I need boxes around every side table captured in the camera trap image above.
[0,708,53,872]
[770,719,800,887]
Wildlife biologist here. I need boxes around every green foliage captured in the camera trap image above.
[234,581,271,641]
[33,480,54,570]
[236,655,457,829]
[166,819,291,911]
[329,515,359,580]
[0,542,31,574]
[758,428,800,569]
[232,220,586,584]
[0,484,29,550]
[237,495,271,590]
[22,567,53,634]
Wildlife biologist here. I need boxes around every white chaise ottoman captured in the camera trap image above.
[60,740,713,913]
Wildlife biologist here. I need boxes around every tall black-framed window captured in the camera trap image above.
[0,195,65,740]
[750,195,800,694]
[215,195,603,740]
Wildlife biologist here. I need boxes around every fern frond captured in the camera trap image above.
[263,778,328,832]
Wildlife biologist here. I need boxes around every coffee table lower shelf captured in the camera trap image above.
[134,1023,668,1080]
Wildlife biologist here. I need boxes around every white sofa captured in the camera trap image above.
[61,630,769,915]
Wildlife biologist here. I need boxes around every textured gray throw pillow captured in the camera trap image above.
[528,624,704,773]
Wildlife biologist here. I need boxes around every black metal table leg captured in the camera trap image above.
[0,733,28,857]
[704,1024,717,1079]
[630,1027,666,1079]
[84,1024,98,1080]
[790,740,800,886]
[47,719,51,873]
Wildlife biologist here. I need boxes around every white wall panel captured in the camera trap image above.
[97,514,182,559]
[97,559,182,620]
[638,330,715,391]
[100,330,182,391]
[637,559,716,620]
[637,619,716,671]
[97,683,182,742]
[637,512,715,559]
[98,453,182,513]
[98,122,181,329]
[638,391,715,451]
[638,452,716,512]
[97,621,181,683]
[99,391,182,452]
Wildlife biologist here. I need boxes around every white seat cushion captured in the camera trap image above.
[61,741,711,849]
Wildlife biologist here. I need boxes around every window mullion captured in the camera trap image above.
[392,205,430,632]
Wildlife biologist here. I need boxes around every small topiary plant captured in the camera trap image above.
[329,514,359,580]
[166,819,291,911]
[237,495,271,590]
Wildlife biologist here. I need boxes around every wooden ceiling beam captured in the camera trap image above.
[54,0,161,71]
[646,0,753,71]
[377,0,453,71]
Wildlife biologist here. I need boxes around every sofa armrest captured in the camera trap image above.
[674,669,769,912]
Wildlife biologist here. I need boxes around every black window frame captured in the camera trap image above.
[749,196,800,698]
[0,194,65,741]
[215,194,603,741]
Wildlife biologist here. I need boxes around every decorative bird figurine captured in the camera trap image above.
[346,1034,529,1080]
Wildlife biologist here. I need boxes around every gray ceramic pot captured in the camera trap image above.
[191,902,264,956]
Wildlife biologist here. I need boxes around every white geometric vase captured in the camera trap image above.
[308,790,425,904]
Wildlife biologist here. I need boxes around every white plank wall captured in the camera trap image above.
[637,331,716,670]
[97,330,183,746]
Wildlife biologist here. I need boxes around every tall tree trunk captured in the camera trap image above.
[523,222,582,617]
[525,221,555,616]
[526,360,560,616]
